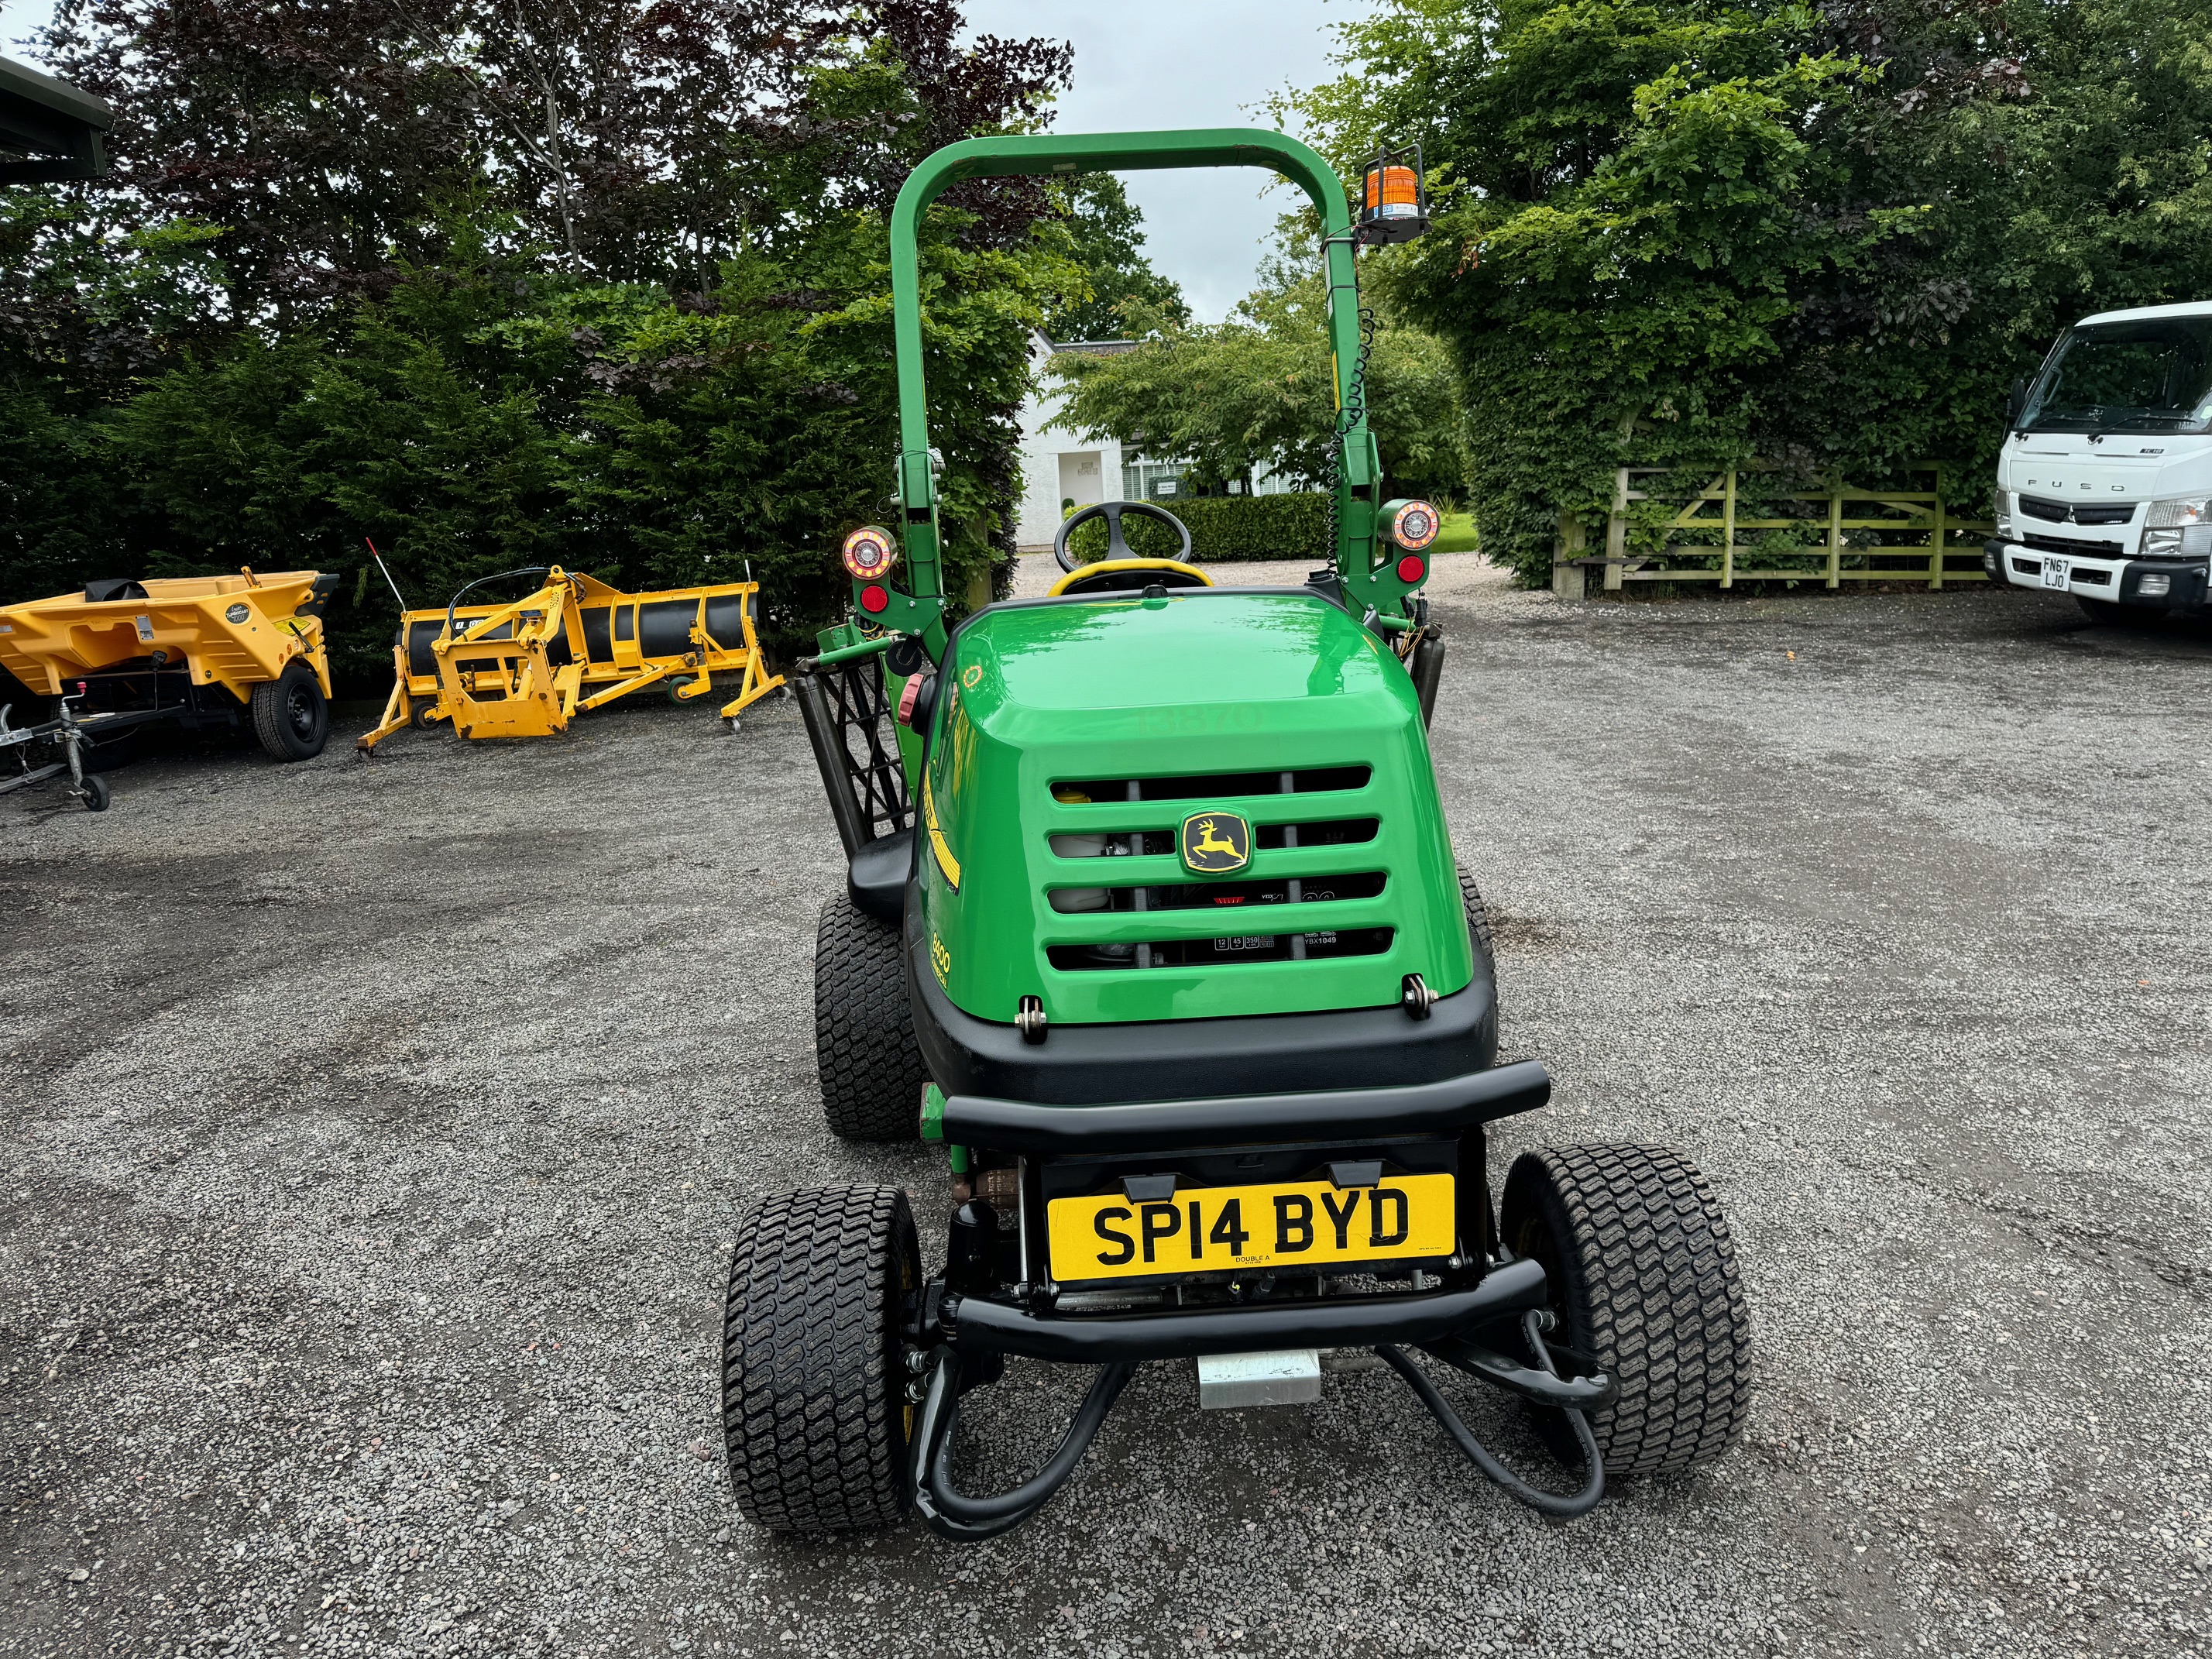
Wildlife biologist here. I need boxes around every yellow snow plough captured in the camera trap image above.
[356,565,783,754]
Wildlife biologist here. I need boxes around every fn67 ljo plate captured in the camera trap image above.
[1046,1174,1455,1284]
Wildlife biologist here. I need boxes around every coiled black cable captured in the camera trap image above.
[1324,301,1379,569]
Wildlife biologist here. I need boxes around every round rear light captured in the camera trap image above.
[859,584,889,614]
[842,525,898,580]
[1389,500,1440,551]
[1396,554,1426,584]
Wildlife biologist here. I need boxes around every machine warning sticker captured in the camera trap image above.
[1179,810,1251,875]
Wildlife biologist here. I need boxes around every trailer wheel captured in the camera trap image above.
[410,702,441,732]
[1501,1144,1751,1479]
[815,893,927,1142]
[79,775,109,812]
[251,660,328,762]
[722,1185,918,1534]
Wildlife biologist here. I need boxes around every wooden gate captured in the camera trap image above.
[1551,463,1995,597]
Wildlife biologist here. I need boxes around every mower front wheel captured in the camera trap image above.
[815,893,928,1142]
[1501,1143,1752,1479]
[721,1185,919,1534]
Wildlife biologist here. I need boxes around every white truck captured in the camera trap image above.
[1985,300,2212,620]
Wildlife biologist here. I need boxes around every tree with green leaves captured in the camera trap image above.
[1038,175,1189,342]
[1046,249,1467,504]
[1284,0,2212,582]
[2,2,1077,692]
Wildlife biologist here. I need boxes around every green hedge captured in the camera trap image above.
[1064,492,1329,563]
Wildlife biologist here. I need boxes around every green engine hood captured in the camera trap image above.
[915,589,1471,1027]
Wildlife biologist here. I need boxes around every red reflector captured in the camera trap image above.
[1396,555,1426,584]
[859,584,889,614]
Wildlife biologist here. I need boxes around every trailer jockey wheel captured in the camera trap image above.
[77,775,109,812]
[1500,1144,1753,1479]
[721,1185,919,1533]
[252,659,329,762]
[1050,501,1206,595]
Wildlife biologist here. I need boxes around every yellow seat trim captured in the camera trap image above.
[1046,558,1214,597]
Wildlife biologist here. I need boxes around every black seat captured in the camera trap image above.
[848,829,914,922]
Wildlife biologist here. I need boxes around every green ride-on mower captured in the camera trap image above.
[723,129,1751,1540]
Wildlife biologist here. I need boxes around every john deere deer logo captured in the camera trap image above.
[1179,810,1251,874]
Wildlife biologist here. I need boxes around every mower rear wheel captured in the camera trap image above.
[251,659,328,762]
[721,1185,919,1534]
[815,893,927,1142]
[1456,861,1496,979]
[1501,1143,1751,1479]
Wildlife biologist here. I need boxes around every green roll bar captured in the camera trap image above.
[866,128,1415,658]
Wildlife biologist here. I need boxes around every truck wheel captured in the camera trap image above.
[815,893,927,1142]
[721,1185,919,1534]
[1501,1144,1751,1479]
[251,659,328,761]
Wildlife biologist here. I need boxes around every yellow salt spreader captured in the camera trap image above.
[0,569,337,811]
[356,565,784,754]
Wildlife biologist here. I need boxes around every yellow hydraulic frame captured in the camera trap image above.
[358,567,783,753]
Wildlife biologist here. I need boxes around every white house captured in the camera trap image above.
[1012,333,1290,551]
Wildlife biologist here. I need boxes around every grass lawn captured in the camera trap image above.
[1431,511,1479,553]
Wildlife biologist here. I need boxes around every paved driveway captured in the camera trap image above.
[4,561,2207,1658]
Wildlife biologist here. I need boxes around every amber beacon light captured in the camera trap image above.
[1358,142,1428,245]
[842,524,898,581]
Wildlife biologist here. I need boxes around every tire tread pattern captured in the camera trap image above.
[1504,1143,1752,1478]
[721,1184,913,1534]
[815,894,926,1142]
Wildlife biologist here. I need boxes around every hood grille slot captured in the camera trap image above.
[1053,765,1369,804]
[1050,816,1378,860]
[1049,871,1385,915]
[1049,927,1393,972]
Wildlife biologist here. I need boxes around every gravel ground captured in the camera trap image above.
[4,554,2209,1659]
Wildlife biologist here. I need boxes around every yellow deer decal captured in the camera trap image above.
[1191,817,1243,862]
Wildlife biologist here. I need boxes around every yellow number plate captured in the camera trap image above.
[1046,1173,1455,1283]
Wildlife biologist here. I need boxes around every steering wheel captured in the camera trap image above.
[1053,500,1194,573]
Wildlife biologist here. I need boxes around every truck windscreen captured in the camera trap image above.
[2020,316,2212,434]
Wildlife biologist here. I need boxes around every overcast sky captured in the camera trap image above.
[1,0,1360,321]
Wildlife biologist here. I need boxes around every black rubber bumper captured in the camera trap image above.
[943,1060,1549,1155]
[904,891,1500,1107]
[947,1255,1547,1362]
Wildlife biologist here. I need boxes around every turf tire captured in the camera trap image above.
[1456,860,1496,981]
[1501,1143,1752,1479]
[815,893,927,1142]
[721,1185,919,1534]
[251,659,328,761]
